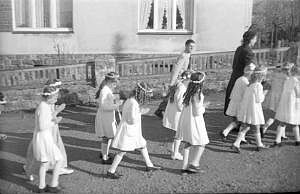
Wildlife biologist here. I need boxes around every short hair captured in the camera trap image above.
[185,39,195,46]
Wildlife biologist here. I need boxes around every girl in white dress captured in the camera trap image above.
[32,86,64,193]
[95,72,122,164]
[107,82,162,179]
[163,70,192,160]
[232,67,269,153]
[176,72,210,174]
[261,64,292,138]
[274,64,300,146]
[0,92,7,141]
[24,79,72,181]
[221,64,255,141]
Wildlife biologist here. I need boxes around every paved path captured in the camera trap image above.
[0,92,300,193]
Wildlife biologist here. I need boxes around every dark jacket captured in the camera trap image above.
[224,45,255,115]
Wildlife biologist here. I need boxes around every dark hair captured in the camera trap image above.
[95,72,119,99]
[182,72,204,106]
[242,30,257,46]
[0,92,4,101]
[45,79,60,86]
[185,39,195,46]
[169,70,192,103]
[135,82,153,104]
[41,86,58,99]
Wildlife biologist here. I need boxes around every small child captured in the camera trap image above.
[176,71,210,174]
[0,92,7,141]
[32,86,64,193]
[107,82,162,179]
[95,72,123,164]
[24,79,73,181]
[221,64,255,142]
[261,63,292,139]
[163,70,192,160]
[232,66,269,153]
[273,64,300,147]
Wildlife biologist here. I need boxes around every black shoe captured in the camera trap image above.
[241,140,249,145]
[256,145,269,151]
[187,164,200,172]
[181,169,197,175]
[145,165,163,172]
[231,145,240,154]
[36,186,48,193]
[281,136,289,141]
[107,171,122,179]
[154,110,163,119]
[101,157,114,165]
[45,185,61,193]
[295,141,300,146]
[271,142,282,148]
[219,131,226,141]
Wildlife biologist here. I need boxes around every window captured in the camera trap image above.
[138,0,194,34]
[12,0,73,32]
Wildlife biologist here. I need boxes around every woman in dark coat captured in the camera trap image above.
[224,30,257,115]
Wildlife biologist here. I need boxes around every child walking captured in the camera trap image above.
[176,71,210,174]
[95,72,122,164]
[32,86,64,193]
[24,79,73,181]
[163,70,192,160]
[261,63,293,139]
[273,64,300,147]
[231,67,269,153]
[221,64,255,141]
[107,82,162,179]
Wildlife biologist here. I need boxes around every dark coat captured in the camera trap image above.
[224,45,255,115]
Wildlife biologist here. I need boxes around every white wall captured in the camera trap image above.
[0,0,252,55]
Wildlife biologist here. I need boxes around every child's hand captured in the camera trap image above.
[140,107,150,115]
[203,101,210,108]
[52,116,63,124]
[56,103,66,113]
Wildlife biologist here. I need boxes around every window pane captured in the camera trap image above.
[14,0,30,27]
[36,0,50,27]
[176,0,193,30]
[139,0,153,29]
[56,0,73,28]
[158,0,169,30]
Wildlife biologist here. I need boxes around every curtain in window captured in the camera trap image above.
[56,0,73,28]
[35,0,50,27]
[139,0,153,29]
[158,0,168,29]
[177,0,185,29]
[14,0,29,27]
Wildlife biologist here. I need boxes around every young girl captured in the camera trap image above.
[163,70,192,160]
[32,86,64,193]
[231,67,269,153]
[107,82,162,179]
[273,64,300,147]
[24,79,72,181]
[221,64,255,141]
[176,71,210,174]
[0,92,7,141]
[261,63,292,138]
[95,72,122,164]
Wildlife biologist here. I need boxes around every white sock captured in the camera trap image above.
[38,162,48,189]
[108,152,125,173]
[233,126,250,148]
[275,125,285,143]
[182,147,190,170]
[293,125,300,141]
[102,139,112,160]
[223,122,238,136]
[140,147,153,167]
[51,160,62,187]
[190,146,205,167]
[173,139,181,155]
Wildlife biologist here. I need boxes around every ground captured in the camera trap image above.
[0,92,299,194]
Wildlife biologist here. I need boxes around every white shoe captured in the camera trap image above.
[171,153,183,160]
[59,167,74,175]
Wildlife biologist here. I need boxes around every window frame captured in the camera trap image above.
[11,0,73,33]
[137,0,194,35]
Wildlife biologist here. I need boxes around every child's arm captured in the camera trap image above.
[100,94,123,111]
[294,80,300,98]
[254,84,266,103]
[192,95,206,116]
[54,103,66,116]
[175,85,185,111]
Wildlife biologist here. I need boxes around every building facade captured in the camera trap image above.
[0,0,253,69]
